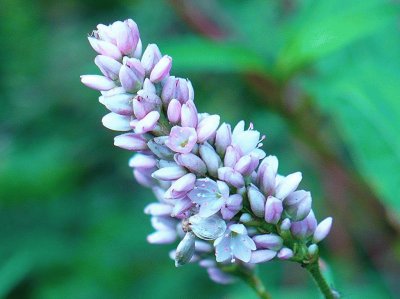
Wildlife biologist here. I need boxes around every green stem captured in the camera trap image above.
[236,267,272,299]
[304,260,337,299]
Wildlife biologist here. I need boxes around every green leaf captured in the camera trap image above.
[160,37,268,74]
[277,2,398,77]
[302,29,400,217]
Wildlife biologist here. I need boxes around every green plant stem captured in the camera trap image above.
[236,267,272,299]
[304,260,337,299]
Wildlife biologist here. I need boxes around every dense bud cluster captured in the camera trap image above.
[81,19,332,284]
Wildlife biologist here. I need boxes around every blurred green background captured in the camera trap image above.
[1,0,400,298]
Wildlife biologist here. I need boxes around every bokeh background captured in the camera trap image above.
[1,0,400,298]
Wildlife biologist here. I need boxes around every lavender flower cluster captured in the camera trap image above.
[81,19,333,284]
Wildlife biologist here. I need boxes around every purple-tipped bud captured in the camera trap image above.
[114,133,148,151]
[197,115,220,143]
[150,55,172,83]
[247,186,266,218]
[175,78,190,103]
[218,167,245,188]
[290,210,317,239]
[88,37,122,60]
[264,196,283,224]
[175,153,207,176]
[250,250,277,264]
[253,234,283,250]
[151,166,187,181]
[119,59,145,92]
[161,76,176,105]
[141,44,162,74]
[313,217,333,243]
[147,230,176,244]
[277,247,293,260]
[224,145,240,168]
[99,93,133,115]
[275,172,302,200]
[133,168,155,187]
[112,19,139,55]
[167,173,196,198]
[144,203,172,216]
[133,111,160,134]
[187,80,194,101]
[258,155,278,195]
[167,99,181,124]
[215,123,232,156]
[180,100,198,128]
[175,232,196,267]
[80,75,116,91]
[129,154,157,169]
[284,190,312,221]
[199,143,222,177]
[165,126,197,154]
[94,55,122,80]
[102,112,131,131]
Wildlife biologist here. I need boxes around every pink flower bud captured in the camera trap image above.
[258,155,278,195]
[129,154,157,168]
[99,93,133,115]
[224,145,240,168]
[167,173,196,198]
[247,186,266,218]
[253,234,283,250]
[88,37,122,60]
[102,112,131,131]
[133,111,160,134]
[199,143,222,177]
[165,126,197,154]
[119,65,141,92]
[215,123,232,156]
[180,100,198,128]
[290,210,317,239]
[249,250,277,264]
[275,172,302,200]
[218,167,245,188]
[150,55,172,83]
[144,202,172,216]
[114,133,148,151]
[80,75,116,91]
[176,78,190,103]
[284,190,312,221]
[111,19,139,55]
[197,115,220,143]
[277,247,293,260]
[151,166,187,181]
[141,44,162,74]
[313,217,333,243]
[264,196,283,224]
[175,153,207,176]
[167,99,181,124]
[95,24,115,43]
[134,168,155,187]
[161,76,176,104]
[133,38,142,58]
[147,230,176,244]
[94,55,122,80]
